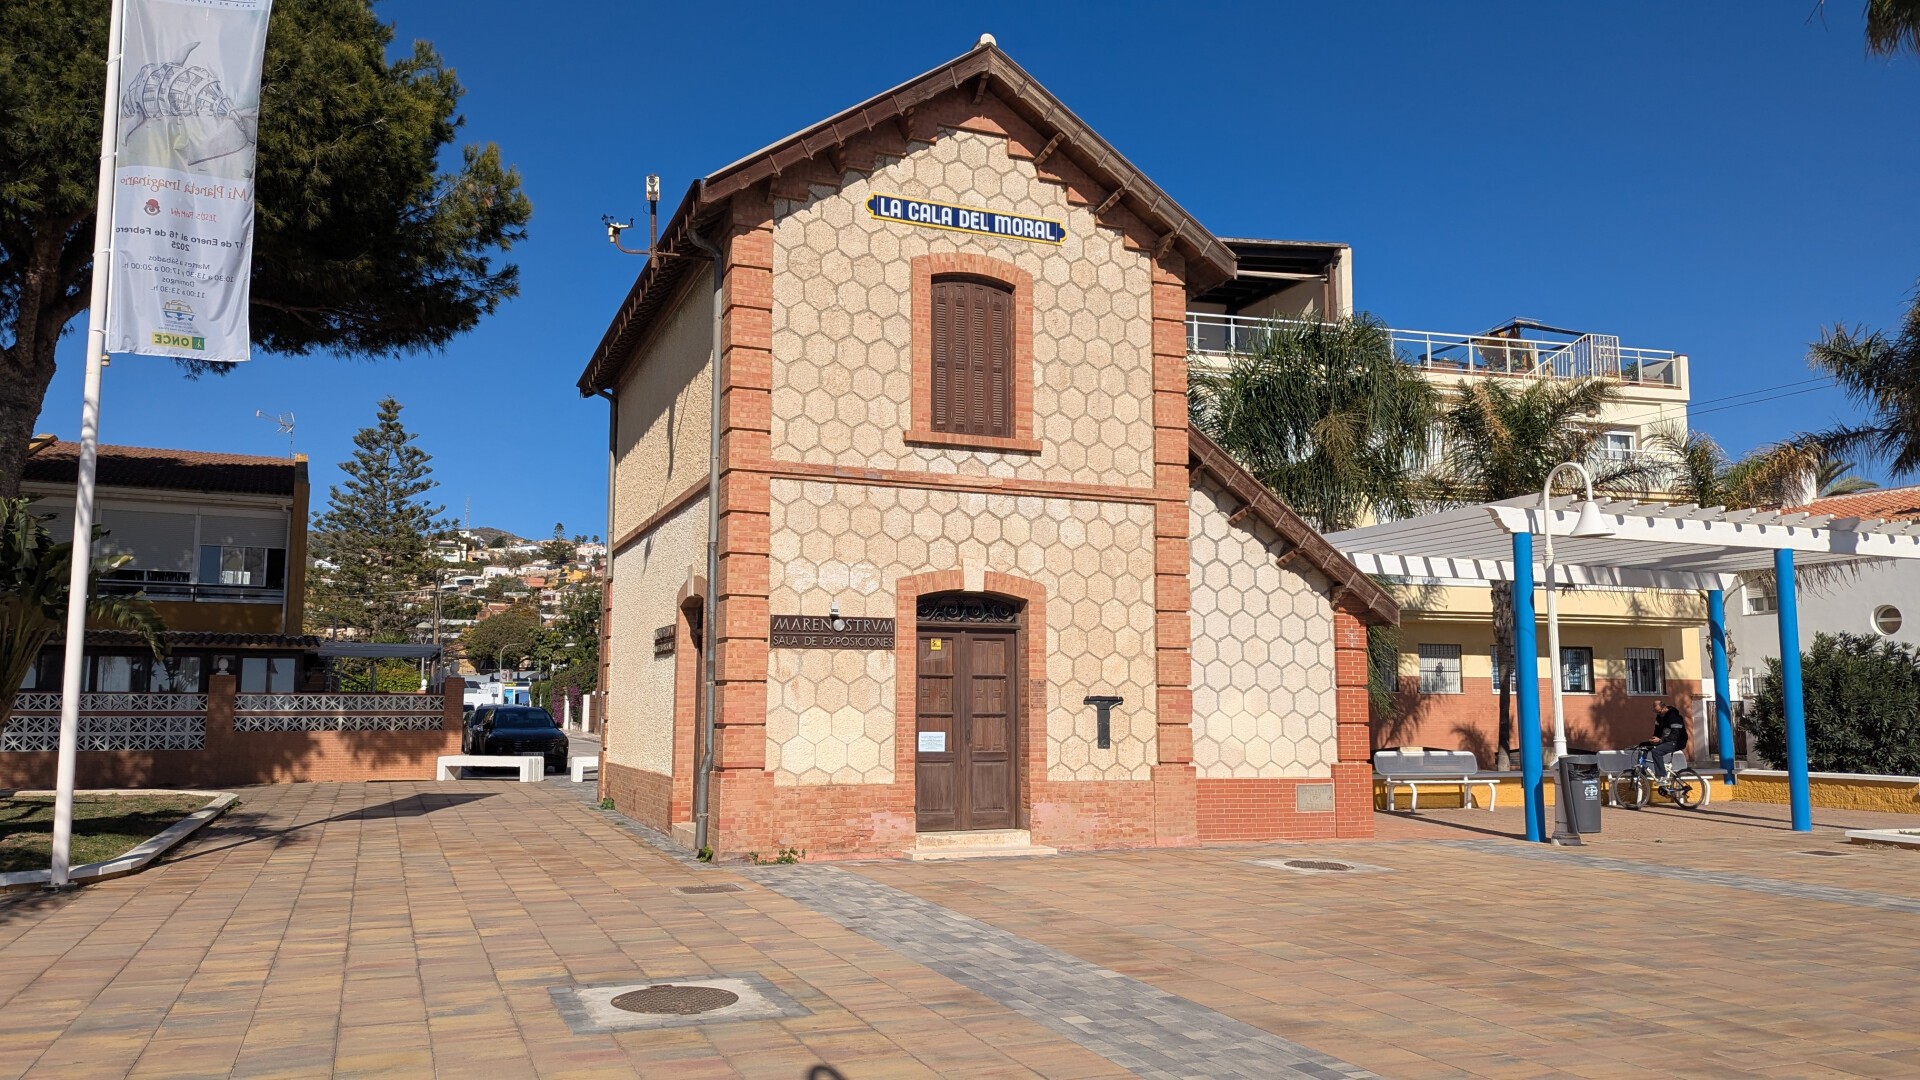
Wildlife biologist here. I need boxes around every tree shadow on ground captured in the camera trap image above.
[162,791,497,864]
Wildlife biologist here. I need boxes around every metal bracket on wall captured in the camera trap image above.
[1084,696,1123,750]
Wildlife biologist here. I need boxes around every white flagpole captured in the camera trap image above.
[50,0,130,889]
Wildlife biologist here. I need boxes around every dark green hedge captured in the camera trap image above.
[1744,632,1920,775]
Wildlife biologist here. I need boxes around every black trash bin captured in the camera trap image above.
[1555,753,1603,838]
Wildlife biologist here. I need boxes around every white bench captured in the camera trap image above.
[436,754,543,782]
[569,756,599,783]
[1374,749,1499,812]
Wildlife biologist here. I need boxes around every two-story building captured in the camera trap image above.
[19,438,315,693]
[580,38,1398,859]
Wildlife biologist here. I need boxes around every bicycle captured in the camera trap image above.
[1616,746,1709,810]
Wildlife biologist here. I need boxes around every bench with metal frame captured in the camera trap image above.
[1374,749,1501,812]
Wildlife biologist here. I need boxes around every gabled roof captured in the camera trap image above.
[1188,430,1399,625]
[1798,486,1920,521]
[23,441,302,497]
[578,40,1236,394]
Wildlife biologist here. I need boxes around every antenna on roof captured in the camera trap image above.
[254,409,295,457]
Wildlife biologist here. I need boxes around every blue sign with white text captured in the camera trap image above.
[866,194,1065,245]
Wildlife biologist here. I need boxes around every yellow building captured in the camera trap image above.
[1187,298,1703,763]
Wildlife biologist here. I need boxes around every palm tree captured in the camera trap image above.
[1816,454,1877,497]
[1428,377,1650,768]
[1,498,165,721]
[1188,314,1437,533]
[1809,287,1920,475]
[1867,0,1920,56]
[1648,429,1872,509]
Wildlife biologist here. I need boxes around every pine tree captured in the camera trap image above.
[308,399,449,642]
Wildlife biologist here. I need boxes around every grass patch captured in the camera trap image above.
[0,793,208,874]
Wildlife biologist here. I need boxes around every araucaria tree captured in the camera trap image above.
[0,0,531,497]
[308,399,450,642]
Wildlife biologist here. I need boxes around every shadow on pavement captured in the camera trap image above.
[162,791,498,864]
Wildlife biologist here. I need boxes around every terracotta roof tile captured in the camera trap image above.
[1797,486,1920,521]
[23,441,301,497]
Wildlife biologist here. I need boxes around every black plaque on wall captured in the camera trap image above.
[769,614,896,650]
[653,625,675,657]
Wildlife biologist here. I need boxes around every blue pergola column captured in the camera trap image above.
[1774,549,1812,831]
[1512,531,1546,842]
[1707,589,1737,784]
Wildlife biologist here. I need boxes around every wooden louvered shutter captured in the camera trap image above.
[930,276,1013,437]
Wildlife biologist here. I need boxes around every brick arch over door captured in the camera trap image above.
[893,571,1049,824]
[908,253,1038,454]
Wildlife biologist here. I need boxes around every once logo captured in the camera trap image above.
[150,331,206,350]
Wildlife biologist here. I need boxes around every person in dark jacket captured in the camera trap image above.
[1640,701,1690,783]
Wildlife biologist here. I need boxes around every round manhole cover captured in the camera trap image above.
[1285,859,1353,872]
[609,984,740,1015]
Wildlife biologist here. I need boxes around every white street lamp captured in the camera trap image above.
[1540,462,1614,762]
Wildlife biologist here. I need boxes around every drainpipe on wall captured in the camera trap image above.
[683,224,723,857]
[593,386,616,753]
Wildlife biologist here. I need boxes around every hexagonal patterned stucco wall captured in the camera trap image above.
[605,496,706,775]
[613,289,711,537]
[1188,475,1339,778]
[767,478,1159,786]
[768,129,1155,488]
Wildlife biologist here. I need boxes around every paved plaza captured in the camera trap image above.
[2,780,1918,1079]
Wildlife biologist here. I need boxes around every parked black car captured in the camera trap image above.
[464,705,568,772]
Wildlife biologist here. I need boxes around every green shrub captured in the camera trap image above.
[1744,632,1920,775]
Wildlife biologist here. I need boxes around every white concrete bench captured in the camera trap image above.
[436,754,542,782]
[569,756,599,783]
[1374,749,1499,812]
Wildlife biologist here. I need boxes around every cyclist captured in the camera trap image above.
[1640,701,1690,788]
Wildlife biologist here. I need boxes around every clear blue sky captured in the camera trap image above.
[34,0,1920,537]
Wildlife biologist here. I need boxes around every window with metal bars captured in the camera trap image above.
[929,275,1013,438]
[1417,643,1462,695]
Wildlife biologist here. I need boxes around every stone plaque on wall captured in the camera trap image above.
[769,615,896,650]
[1295,783,1335,813]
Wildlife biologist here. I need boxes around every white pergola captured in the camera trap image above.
[1326,495,1920,840]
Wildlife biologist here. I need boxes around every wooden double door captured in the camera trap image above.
[914,627,1017,832]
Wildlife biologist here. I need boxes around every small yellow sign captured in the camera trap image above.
[930,638,942,651]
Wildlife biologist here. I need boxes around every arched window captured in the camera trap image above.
[929,275,1013,438]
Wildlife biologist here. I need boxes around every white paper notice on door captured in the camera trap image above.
[917,731,946,753]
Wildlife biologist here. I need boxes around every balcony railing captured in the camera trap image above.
[1187,312,1685,388]
[98,571,285,605]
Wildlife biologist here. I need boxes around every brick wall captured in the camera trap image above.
[1196,778,1339,841]
[602,758,673,833]
[0,676,464,788]
[1385,675,1702,768]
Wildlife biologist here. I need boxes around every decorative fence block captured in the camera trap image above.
[235,693,442,715]
[10,693,208,715]
[1,714,206,752]
[231,693,447,732]
[231,714,446,733]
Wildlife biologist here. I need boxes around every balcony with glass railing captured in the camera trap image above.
[1187,312,1688,392]
[98,567,286,605]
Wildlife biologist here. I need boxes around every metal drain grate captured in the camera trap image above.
[676,884,744,894]
[1286,859,1353,872]
[1797,850,1853,858]
[610,985,740,1015]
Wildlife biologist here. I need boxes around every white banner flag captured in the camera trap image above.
[106,0,272,363]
